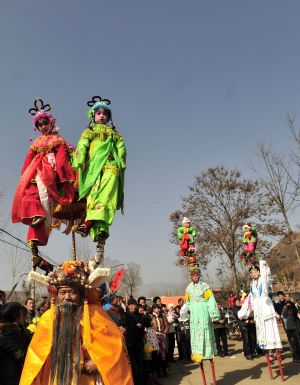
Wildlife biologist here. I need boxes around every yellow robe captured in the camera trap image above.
[19,304,133,385]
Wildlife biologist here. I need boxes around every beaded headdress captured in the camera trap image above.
[87,96,112,126]
[28,259,110,290]
[29,98,55,128]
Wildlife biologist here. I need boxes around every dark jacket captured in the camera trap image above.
[120,311,146,350]
[213,308,227,329]
[274,300,286,317]
[232,305,254,329]
[0,322,30,385]
[282,302,300,331]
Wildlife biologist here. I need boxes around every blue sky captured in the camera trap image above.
[1,0,300,291]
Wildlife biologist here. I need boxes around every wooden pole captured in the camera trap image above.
[276,349,284,381]
[72,230,76,260]
[265,352,274,380]
[210,359,217,385]
[199,361,207,385]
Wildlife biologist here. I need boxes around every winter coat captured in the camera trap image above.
[0,322,30,385]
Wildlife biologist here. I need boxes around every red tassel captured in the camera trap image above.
[109,267,125,292]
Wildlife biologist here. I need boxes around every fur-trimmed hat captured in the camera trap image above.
[182,217,191,225]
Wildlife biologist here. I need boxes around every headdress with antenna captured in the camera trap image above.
[87,96,113,127]
[29,98,55,128]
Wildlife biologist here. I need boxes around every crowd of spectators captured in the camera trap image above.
[115,295,192,385]
[0,292,191,385]
[1,287,300,385]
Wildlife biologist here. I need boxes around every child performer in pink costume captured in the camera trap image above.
[12,99,75,264]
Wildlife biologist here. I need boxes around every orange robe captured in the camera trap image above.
[19,304,133,385]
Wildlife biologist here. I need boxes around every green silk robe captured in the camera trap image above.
[185,280,220,362]
[73,124,126,239]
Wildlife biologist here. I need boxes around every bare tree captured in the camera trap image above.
[276,270,296,294]
[122,262,142,297]
[253,143,300,266]
[170,167,283,291]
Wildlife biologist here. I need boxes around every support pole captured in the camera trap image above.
[199,361,207,385]
[210,359,217,385]
[276,349,284,381]
[72,230,76,260]
[265,352,274,380]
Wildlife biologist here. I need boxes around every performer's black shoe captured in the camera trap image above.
[246,355,254,360]
[31,216,45,226]
[97,231,109,241]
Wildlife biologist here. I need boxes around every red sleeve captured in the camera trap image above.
[21,148,36,175]
[55,144,76,183]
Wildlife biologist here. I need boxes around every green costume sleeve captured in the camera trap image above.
[177,227,184,240]
[72,130,92,169]
[205,289,220,321]
[116,137,126,169]
[189,227,197,243]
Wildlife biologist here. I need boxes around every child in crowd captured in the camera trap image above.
[144,317,162,385]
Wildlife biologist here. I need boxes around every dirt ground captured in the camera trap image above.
[163,329,300,385]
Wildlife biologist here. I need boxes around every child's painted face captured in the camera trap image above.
[37,119,52,134]
[250,268,259,280]
[191,273,200,283]
[94,108,110,124]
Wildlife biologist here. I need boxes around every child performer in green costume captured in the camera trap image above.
[72,96,126,261]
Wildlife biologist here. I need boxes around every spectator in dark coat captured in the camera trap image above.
[174,305,183,360]
[282,301,300,363]
[24,297,36,327]
[232,297,257,360]
[0,291,6,310]
[274,291,286,318]
[0,302,30,385]
[213,304,228,356]
[177,304,191,361]
[120,297,146,385]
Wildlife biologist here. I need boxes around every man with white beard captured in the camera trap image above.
[19,260,133,385]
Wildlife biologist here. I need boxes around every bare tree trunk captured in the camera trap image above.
[230,257,238,291]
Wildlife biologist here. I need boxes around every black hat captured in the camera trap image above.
[127,297,137,305]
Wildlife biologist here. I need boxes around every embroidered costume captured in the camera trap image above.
[249,260,282,350]
[12,99,75,255]
[72,96,126,242]
[185,276,219,362]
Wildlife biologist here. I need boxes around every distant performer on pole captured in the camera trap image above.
[177,217,197,257]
